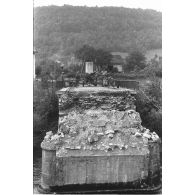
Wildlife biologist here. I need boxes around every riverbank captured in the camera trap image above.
[33,147,42,193]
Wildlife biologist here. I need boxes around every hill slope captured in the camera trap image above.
[34,5,162,64]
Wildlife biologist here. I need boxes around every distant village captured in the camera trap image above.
[33,48,162,86]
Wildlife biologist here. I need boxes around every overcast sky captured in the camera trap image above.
[34,0,161,11]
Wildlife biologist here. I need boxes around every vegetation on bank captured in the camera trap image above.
[136,77,162,138]
[33,82,59,147]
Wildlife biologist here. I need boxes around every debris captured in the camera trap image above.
[97,132,104,136]
[151,132,159,141]
[46,131,53,136]
[60,132,64,138]
[42,88,160,155]
[143,133,151,139]
[135,132,142,137]
[44,131,53,141]
[105,129,114,135]
[51,134,61,140]
[74,146,81,150]
[88,133,99,143]
[92,119,107,127]
[108,133,114,138]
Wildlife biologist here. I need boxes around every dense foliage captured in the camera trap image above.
[139,55,162,77]
[34,5,161,64]
[33,82,59,147]
[125,51,146,71]
[135,78,162,138]
[75,45,112,71]
[36,59,63,80]
[75,45,95,61]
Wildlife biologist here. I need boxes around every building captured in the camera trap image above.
[85,62,94,74]
[111,52,129,72]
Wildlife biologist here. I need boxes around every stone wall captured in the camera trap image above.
[57,87,136,115]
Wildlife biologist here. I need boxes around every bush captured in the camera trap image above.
[125,51,146,72]
[34,91,58,132]
[135,83,162,138]
[33,113,46,134]
[140,55,162,78]
[33,82,59,147]
[111,67,119,73]
[155,70,162,77]
[145,78,162,105]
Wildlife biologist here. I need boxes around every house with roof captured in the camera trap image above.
[111,52,129,72]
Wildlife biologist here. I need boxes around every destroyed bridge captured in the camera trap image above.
[39,86,161,194]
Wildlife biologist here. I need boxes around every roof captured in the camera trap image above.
[111,52,129,60]
[111,55,124,64]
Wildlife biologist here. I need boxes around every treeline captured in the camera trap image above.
[34,5,161,64]
[35,44,162,82]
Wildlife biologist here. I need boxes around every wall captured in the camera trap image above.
[85,62,94,74]
[41,141,160,188]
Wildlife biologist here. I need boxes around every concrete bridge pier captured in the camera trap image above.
[40,148,56,191]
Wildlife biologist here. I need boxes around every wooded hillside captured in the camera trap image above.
[34,5,161,64]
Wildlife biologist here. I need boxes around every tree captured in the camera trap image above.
[75,45,112,72]
[150,55,162,77]
[75,45,96,63]
[33,83,59,136]
[135,79,162,138]
[95,49,112,71]
[141,55,162,78]
[125,51,146,72]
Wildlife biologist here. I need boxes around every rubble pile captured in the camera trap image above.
[42,109,159,156]
[41,87,160,156]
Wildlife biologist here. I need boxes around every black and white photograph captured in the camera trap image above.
[3,1,195,195]
[33,0,162,194]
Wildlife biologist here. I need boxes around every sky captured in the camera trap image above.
[34,0,161,11]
